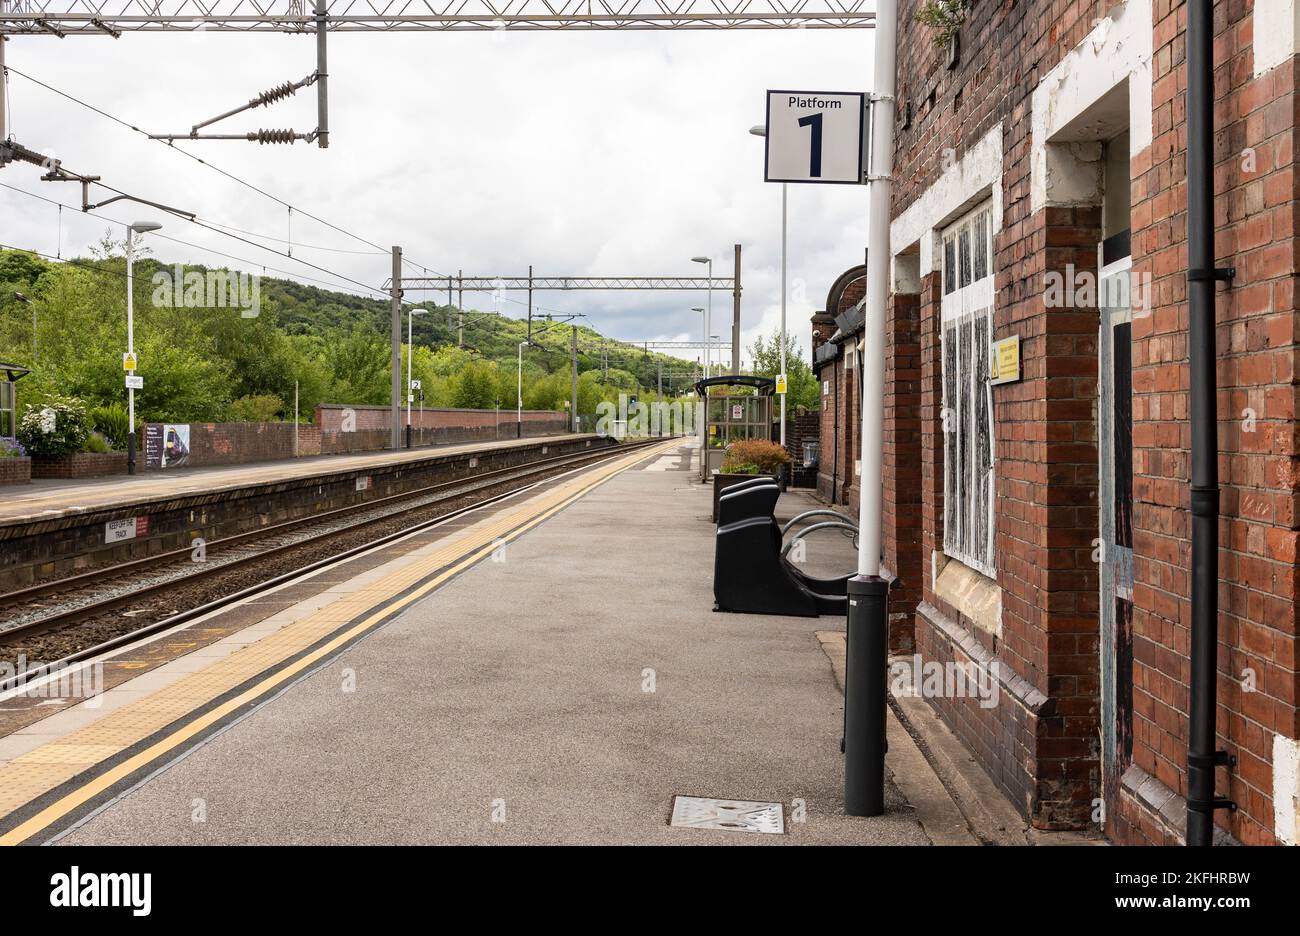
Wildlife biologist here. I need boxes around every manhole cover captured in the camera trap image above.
[669,796,785,834]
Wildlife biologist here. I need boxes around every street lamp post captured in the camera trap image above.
[691,257,712,375]
[691,307,707,378]
[406,306,427,448]
[750,125,788,448]
[125,221,162,475]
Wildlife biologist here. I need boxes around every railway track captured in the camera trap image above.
[0,438,663,685]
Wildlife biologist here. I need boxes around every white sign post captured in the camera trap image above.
[759,81,886,819]
[763,90,867,184]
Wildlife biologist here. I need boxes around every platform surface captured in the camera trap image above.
[0,433,594,526]
[0,441,927,845]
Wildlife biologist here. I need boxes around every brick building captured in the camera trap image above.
[813,0,1300,845]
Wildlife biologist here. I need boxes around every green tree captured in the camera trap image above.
[749,331,819,412]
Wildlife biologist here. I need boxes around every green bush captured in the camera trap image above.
[227,393,284,422]
[721,438,792,475]
[83,430,114,453]
[17,396,91,458]
[89,403,130,451]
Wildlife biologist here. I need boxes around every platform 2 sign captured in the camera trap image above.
[764,90,867,185]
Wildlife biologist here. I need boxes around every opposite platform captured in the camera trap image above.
[0,433,598,526]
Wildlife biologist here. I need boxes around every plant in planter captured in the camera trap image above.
[721,438,793,476]
[0,436,31,485]
[713,439,793,522]
[17,396,90,458]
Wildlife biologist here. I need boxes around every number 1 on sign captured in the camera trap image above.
[798,112,824,178]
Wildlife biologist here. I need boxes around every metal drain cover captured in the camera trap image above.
[670,796,785,834]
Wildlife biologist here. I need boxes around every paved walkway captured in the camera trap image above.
[0,433,592,525]
[31,443,928,845]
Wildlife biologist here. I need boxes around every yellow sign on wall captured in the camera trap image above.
[990,335,1021,386]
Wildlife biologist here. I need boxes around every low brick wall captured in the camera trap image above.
[0,457,31,485]
[31,452,128,479]
[139,409,573,468]
[316,405,566,433]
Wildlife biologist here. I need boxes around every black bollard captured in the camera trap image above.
[844,574,888,816]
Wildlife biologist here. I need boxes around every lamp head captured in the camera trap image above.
[691,307,705,313]
[749,125,767,137]
[690,256,710,264]
[129,221,163,234]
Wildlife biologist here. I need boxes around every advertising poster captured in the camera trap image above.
[162,424,191,468]
[144,424,191,468]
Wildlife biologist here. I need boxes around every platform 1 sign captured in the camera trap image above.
[764,90,867,185]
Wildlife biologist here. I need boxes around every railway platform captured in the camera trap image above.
[0,439,959,845]
[0,433,599,526]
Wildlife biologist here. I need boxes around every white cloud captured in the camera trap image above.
[1,28,874,368]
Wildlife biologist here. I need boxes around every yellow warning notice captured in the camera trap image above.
[990,335,1020,386]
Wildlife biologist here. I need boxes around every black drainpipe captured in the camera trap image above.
[1185,0,1236,846]
[832,352,840,503]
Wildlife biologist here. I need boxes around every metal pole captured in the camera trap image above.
[701,308,708,379]
[527,264,533,341]
[126,228,137,475]
[405,304,413,448]
[571,325,579,433]
[732,244,742,373]
[844,0,896,818]
[517,340,526,439]
[458,270,464,348]
[294,380,299,457]
[314,0,328,149]
[779,182,788,447]
[1186,0,1232,846]
[390,247,402,450]
[0,37,6,144]
[706,259,713,378]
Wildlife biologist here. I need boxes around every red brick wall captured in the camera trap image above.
[894,0,1118,830]
[315,405,566,432]
[0,457,31,485]
[883,0,1300,843]
[1112,0,1300,847]
[30,452,128,479]
[884,291,923,652]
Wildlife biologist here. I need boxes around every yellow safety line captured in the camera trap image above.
[0,440,675,845]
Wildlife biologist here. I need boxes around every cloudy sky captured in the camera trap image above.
[1,26,874,369]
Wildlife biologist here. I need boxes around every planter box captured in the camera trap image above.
[712,472,778,523]
[0,456,31,485]
[31,451,129,479]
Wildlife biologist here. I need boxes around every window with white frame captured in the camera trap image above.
[940,202,996,578]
